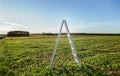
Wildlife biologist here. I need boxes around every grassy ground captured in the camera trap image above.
[0,35,120,76]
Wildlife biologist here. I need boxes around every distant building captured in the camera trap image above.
[7,31,30,36]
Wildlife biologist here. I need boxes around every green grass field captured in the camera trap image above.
[0,35,120,76]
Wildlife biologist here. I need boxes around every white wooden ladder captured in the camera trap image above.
[50,20,81,68]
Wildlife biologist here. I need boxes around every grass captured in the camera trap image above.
[0,35,120,76]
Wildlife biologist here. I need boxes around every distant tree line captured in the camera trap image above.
[0,36,5,39]
[70,33,120,36]
[41,32,120,36]
[0,34,6,39]
[7,31,30,36]
[6,31,120,36]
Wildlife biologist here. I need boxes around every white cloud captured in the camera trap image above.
[93,17,101,20]
[77,20,120,33]
[3,21,28,28]
[4,22,22,26]
[0,21,28,34]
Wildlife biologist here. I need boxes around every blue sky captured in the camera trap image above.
[0,0,120,34]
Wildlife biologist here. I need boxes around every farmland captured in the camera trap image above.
[0,35,120,76]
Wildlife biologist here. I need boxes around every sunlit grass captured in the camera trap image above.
[0,35,120,75]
